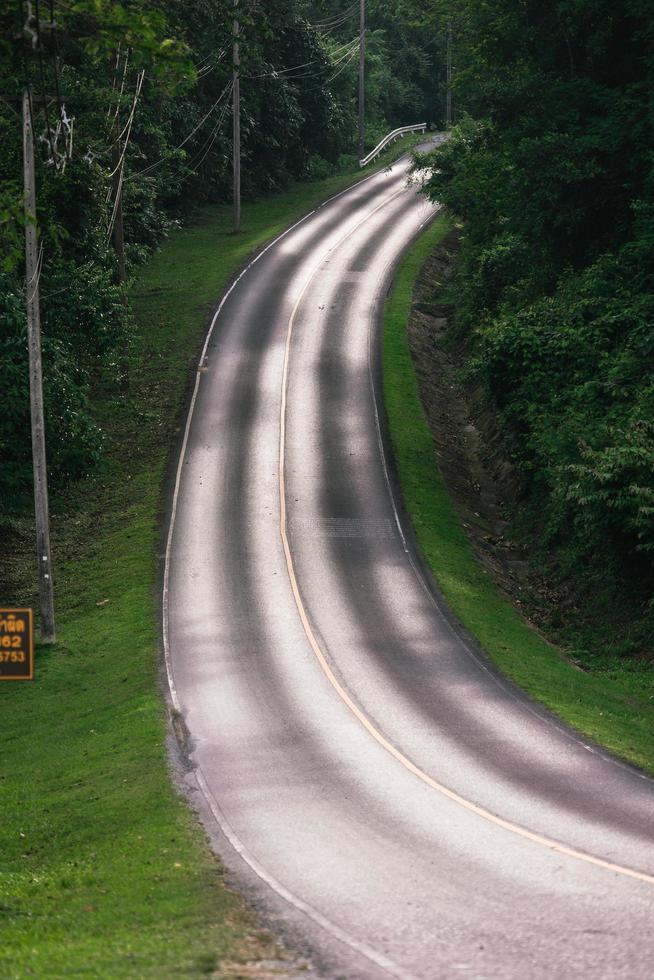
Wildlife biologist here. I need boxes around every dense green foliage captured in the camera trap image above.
[0,0,443,502]
[419,1,654,656]
[309,1,447,140]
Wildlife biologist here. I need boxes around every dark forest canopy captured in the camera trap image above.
[417,0,654,655]
[0,0,446,497]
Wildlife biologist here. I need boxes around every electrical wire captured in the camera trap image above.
[33,0,58,165]
[184,91,232,175]
[48,0,64,126]
[310,8,358,36]
[106,70,144,239]
[106,44,122,121]
[286,13,358,39]
[113,85,140,145]
[108,47,130,135]
[106,70,144,181]
[300,42,359,91]
[312,20,355,38]
[324,43,359,83]
[288,7,357,37]
[125,79,233,182]
[309,3,358,29]
[135,81,233,185]
[313,3,358,24]
[47,0,74,168]
[272,39,359,80]
[196,47,227,80]
[245,37,358,81]
[18,0,38,163]
[0,94,20,118]
[244,51,339,80]
[26,241,45,303]
[244,35,358,80]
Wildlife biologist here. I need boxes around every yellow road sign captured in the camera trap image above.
[0,609,34,680]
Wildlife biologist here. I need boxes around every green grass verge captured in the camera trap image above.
[0,141,426,979]
[383,214,654,776]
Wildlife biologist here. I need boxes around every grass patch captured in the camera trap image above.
[0,139,425,978]
[383,214,654,776]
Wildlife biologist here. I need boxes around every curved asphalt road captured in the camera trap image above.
[165,147,654,979]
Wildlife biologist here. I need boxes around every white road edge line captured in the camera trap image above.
[194,769,419,980]
[366,215,653,784]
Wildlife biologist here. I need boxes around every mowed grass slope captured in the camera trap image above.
[0,142,421,979]
[383,215,654,777]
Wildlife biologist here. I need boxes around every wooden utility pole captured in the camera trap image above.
[233,0,241,233]
[358,0,365,159]
[446,20,453,129]
[23,89,56,644]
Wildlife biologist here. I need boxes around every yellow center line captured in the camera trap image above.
[278,187,654,889]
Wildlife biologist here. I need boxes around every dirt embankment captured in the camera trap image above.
[407,229,549,628]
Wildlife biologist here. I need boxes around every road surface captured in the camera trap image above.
[164,147,654,979]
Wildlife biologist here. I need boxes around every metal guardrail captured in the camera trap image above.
[359,123,427,168]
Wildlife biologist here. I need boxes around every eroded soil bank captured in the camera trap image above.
[407,229,576,661]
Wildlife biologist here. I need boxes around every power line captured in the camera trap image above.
[289,10,357,38]
[125,80,233,182]
[274,40,359,80]
[0,93,20,117]
[47,0,64,128]
[299,42,359,92]
[106,70,144,241]
[186,88,233,176]
[327,42,359,84]
[33,0,58,165]
[245,36,357,80]
[107,46,130,131]
[245,37,358,82]
[18,1,39,164]
[298,43,359,90]
[195,47,228,81]
[309,3,358,29]
[106,70,144,181]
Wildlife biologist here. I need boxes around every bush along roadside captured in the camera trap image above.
[0,142,425,979]
[382,214,654,777]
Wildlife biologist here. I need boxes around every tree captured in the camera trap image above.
[417,0,654,650]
